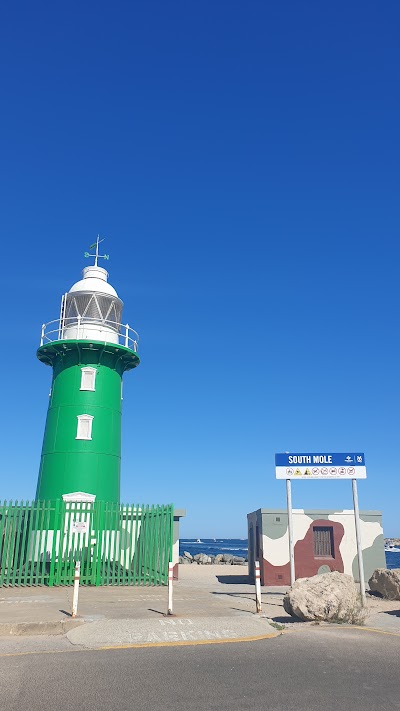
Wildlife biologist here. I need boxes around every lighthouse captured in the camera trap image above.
[36,238,139,503]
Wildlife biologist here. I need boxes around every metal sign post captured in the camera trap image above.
[275,453,367,598]
[286,480,296,586]
[351,479,366,606]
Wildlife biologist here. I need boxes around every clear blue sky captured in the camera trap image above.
[1,2,399,537]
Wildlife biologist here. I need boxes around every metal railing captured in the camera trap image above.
[40,317,139,352]
[0,500,174,587]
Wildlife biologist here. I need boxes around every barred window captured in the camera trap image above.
[313,526,334,557]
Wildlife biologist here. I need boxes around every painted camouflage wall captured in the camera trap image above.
[247,509,385,586]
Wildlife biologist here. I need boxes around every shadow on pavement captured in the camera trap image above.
[272,615,302,625]
[211,591,256,601]
[212,591,285,600]
[216,575,250,584]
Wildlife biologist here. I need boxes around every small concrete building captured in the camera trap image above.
[247,508,385,586]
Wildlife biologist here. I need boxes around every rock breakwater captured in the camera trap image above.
[179,551,247,565]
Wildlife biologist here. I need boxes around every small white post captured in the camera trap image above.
[167,562,174,615]
[255,560,262,613]
[352,479,366,607]
[286,479,296,586]
[125,324,129,348]
[40,324,45,346]
[77,315,81,340]
[71,561,81,618]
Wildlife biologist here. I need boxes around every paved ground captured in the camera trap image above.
[0,565,399,647]
[1,627,400,711]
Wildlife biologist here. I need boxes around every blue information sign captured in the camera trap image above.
[275,452,366,479]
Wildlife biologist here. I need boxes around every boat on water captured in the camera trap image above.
[196,538,202,543]
[385,540,400,552]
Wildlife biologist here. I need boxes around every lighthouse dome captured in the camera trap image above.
[62,265,124,344]
[68,266,119,298]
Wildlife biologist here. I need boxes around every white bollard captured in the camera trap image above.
[255,560,262,613]
[167,562,174,616]
[71,561,81,618]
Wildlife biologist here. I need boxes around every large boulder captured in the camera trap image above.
[368,568,400,600]
[283,571,362,622]
[179,556,191,564]
[222,554,233,564]
[194,553,212,565]
[232,556,246,565]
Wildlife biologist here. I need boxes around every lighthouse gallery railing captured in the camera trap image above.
[40,317,139,352]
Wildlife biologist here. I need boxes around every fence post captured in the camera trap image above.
[49,498,61,586]
[255,560,262,613]
[167,561,174,615]
[71,560,81,618]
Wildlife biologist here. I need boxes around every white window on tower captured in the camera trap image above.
[80,367,97,391]
[76,414,94,440]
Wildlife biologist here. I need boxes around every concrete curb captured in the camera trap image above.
[2,617,398,640]
[0,619,84,637]
[66,614,278,648]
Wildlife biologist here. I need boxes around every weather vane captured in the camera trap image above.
[84,235,110,267]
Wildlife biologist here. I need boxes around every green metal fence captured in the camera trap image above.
[0,500,174,587]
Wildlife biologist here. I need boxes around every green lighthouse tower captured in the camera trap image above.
[36,239,139,503]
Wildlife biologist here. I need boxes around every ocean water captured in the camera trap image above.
[180,539,248,559]
[386,551,400,569]
[179,539,400,569]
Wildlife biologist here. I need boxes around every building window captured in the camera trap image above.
[80,367,97,391]
[76,414,93,440]
[313,526,334,558]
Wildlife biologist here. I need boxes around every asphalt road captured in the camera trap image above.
[1,627,399,711]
